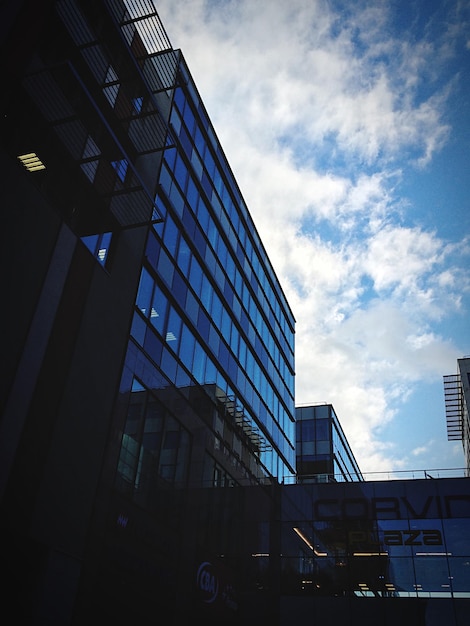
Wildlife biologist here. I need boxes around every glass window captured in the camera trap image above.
[81,231,112,266]
[414,556,451,595]
[177,236,191,276]
[194,125,205,157]
[230,325,239,356]
[157,248,174,287]
[132,96,143,114]
[186,176,199,213]
[316,418,329,440]
[301,419,315,441]
[166,306,182,350]
[160,346,177,382]
[170,107,182,140]
[111,158,128,182]
[174,153,188,191]
[197,308,210,342]
[302,442,315,456]
[171,270,187,308]
[183,102,195,136]
[316,441,330,455]
[173,87,185,114]
[163,214,179,257]
[200,275,213,312]
[143,326,162,366]
[179,324,195,371]
[142,399,163,452]
[377,520,414,557]
[208,324,220,356]
[185,290,199,324]
[190,149,203,181]
[220,308,231,344]
[210,292,223,328]
[205,354,217,384]
[442,519,470,554]
[189,256,203,294]
[130,311,146,345]
[384,556,416,596]
[192,342,206,384]
[169,180,184,217]
[449,557,470,595]
[136,267,153,315]
[150,284,167,335]
[204,149,215,178]
[206,219,218,249]
[159,162,173,196]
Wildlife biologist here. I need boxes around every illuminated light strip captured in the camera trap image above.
[293,527,327,556]
[18,152,46,171]
[415,552,452,556]
[353,552,388,557]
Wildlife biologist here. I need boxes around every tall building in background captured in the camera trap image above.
[444,357,470,475]
[295,403,363,482]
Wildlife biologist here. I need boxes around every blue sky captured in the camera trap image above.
[155,0,470,476]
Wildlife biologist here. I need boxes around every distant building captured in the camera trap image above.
[296,403,363,482]
[444,357,470,475]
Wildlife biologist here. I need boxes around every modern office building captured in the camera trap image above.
[444,357,470,475]
[1,1,469,624]
[296,403,363,483]
[1,0,295,622]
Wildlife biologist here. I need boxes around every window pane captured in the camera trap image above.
[136,268,153,316]
[150,284,168,335]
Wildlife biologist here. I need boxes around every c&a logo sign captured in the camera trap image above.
[196,561,219,604]
[195,558,239,614]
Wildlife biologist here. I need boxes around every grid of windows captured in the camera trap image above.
[296,404,363,482]
[116,377,192,501]
[165,88,294,390]
[279,479,470,599]
[125,59,296,480]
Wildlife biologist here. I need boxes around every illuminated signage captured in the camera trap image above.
[195,560,238,613]
[197,561,219,604]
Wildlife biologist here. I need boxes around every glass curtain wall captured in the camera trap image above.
[116,45,296,487]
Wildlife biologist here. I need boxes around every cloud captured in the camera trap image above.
[157,0,470,473]
[412,444,430,456]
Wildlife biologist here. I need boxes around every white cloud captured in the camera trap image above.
[412,444,430,456]
[156,0,470,473]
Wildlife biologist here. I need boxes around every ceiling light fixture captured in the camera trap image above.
[18,152,45,172]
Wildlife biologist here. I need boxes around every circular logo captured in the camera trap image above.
[196,561,219,604]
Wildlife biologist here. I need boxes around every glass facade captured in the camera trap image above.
[107,6,296,488]
[3,2,469,624]
[278,478,470,603]
[296,404,363,482]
